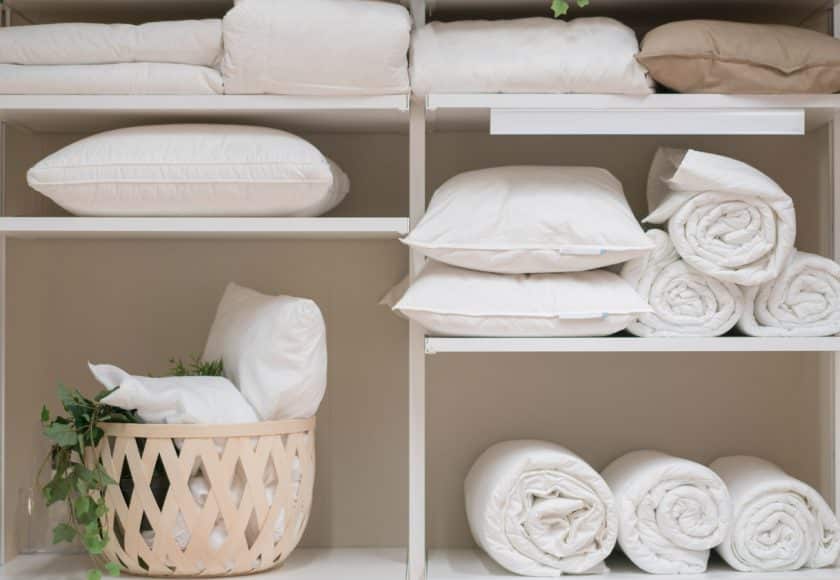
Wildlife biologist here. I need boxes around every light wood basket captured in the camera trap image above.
[92,418,316,577]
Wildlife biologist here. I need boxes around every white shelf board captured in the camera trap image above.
[425,336,840,354]
[0,94,410,133]
[0,548,406,579]
[429,549,840,580]
[427,94,840,134]
[0,217,410,239]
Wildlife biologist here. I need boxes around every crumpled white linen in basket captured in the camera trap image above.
[465,440,617,576]
[644,148,796,286]
[738,250,840,337]
[411,17,652,96]
[710,456,840,572]
[601,450,732,574]
[621,229,744,337]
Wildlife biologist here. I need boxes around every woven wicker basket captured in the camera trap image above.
[91,418,316,577]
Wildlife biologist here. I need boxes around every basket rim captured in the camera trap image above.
[99,416,316,438]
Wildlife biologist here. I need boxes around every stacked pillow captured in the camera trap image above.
[387,166,654,337]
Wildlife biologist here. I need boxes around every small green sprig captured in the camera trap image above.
[169,355,224,377]
[551,0,590,17]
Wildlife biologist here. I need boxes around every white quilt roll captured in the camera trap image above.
[711,456,840,572]
[621,229,744,337]
[0,21,222,66]
[601,450,732,574]
[644,148,796,286]
[739,250,840,337]
[465,440,617,576]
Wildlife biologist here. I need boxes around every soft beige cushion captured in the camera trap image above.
[638,20,840,94]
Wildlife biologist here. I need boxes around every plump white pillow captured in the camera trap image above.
[393,261,651,337]
[27,124,349,217]
[203,283,327,420]
[403,167,654,274]
[222,0,411,95]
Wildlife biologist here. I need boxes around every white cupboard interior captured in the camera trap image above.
[2,1,840,579]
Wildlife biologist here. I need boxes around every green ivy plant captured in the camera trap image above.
[551,0,590,17]
[169,355,224,377]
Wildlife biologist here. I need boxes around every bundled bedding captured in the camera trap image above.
[644,148,796,287]
[738,250,840,337]
[601,450,732,574]
[711,456,840,572]
[465,440,617,576]
[0,20,223,94]
[621,229,743,337]
[411,17,652,96]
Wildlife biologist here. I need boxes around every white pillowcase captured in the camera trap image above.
[203,283,327,421]
[403,167,654,274]
[222,0,411,95]
[411,17,652,96]
[27,124,349,217]
[393,261,651,337]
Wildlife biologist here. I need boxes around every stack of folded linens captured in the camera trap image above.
[0,21,223,94]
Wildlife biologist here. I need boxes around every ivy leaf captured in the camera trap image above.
[550,0,569,16]
[43,422,77,448]
[88,569,103,580]
[40,405,50,423]
[577,0,590,6]
[52,523,77,544]
[104,562,121,577]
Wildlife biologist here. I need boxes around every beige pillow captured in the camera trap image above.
[638,20,840,94]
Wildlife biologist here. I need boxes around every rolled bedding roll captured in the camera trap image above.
[465,440,617,576]
[621,229,744,337]
[644,148,796,286]
[711,456,840,572]
[739,250,840,337]
[601,450,732,574]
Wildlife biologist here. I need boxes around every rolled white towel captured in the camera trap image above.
[644,148,796,286]
[621,229,743,337]
[465,440,617,576]
[711,456,840,572]
[739,250,840,337]
[601,450,732,574]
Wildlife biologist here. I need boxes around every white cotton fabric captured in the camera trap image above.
[403,167,654,274]
[222,0,410,95]
[0,63,223,95]
[90,363,258,424]
[621,229,744,337]
[738,250,840,337]
[711,456,840,572]
[27,124,349,217]
[0,21,222,66]
[410,17,652,96]
[644,148,796,286]
[465,440,617,576]
[203,283,327,420]
[393,261,652,337]
[601,450,732,574]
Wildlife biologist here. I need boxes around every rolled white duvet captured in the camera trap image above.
[711,456,840,572]
[621,229,743,337]
[601,450,732,574]
[644,148,796,286]
[739,250,840,337]
[465,440,617,576]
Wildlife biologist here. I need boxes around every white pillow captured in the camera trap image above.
[411,17,652,96]
[222,0,411,95]
[393,261,652,337]
[203,283,327,420]
[27,124,350,217]
[403,167,654,274]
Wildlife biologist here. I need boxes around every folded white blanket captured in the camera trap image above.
[644,148,796,286]
[739,250,840,337]
[621,229,744,337]
[465,440,617,576]
[601,450,732,574]
[0,21,222,66]
[0,63,223,95]
[711,456,840,572]
[90,363,258,424]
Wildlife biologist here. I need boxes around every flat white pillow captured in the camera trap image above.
[203,283,327,420]
[222,0,411,95]
[27,124,350,217]
[403,167,654,274]
[393,261,651,337]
